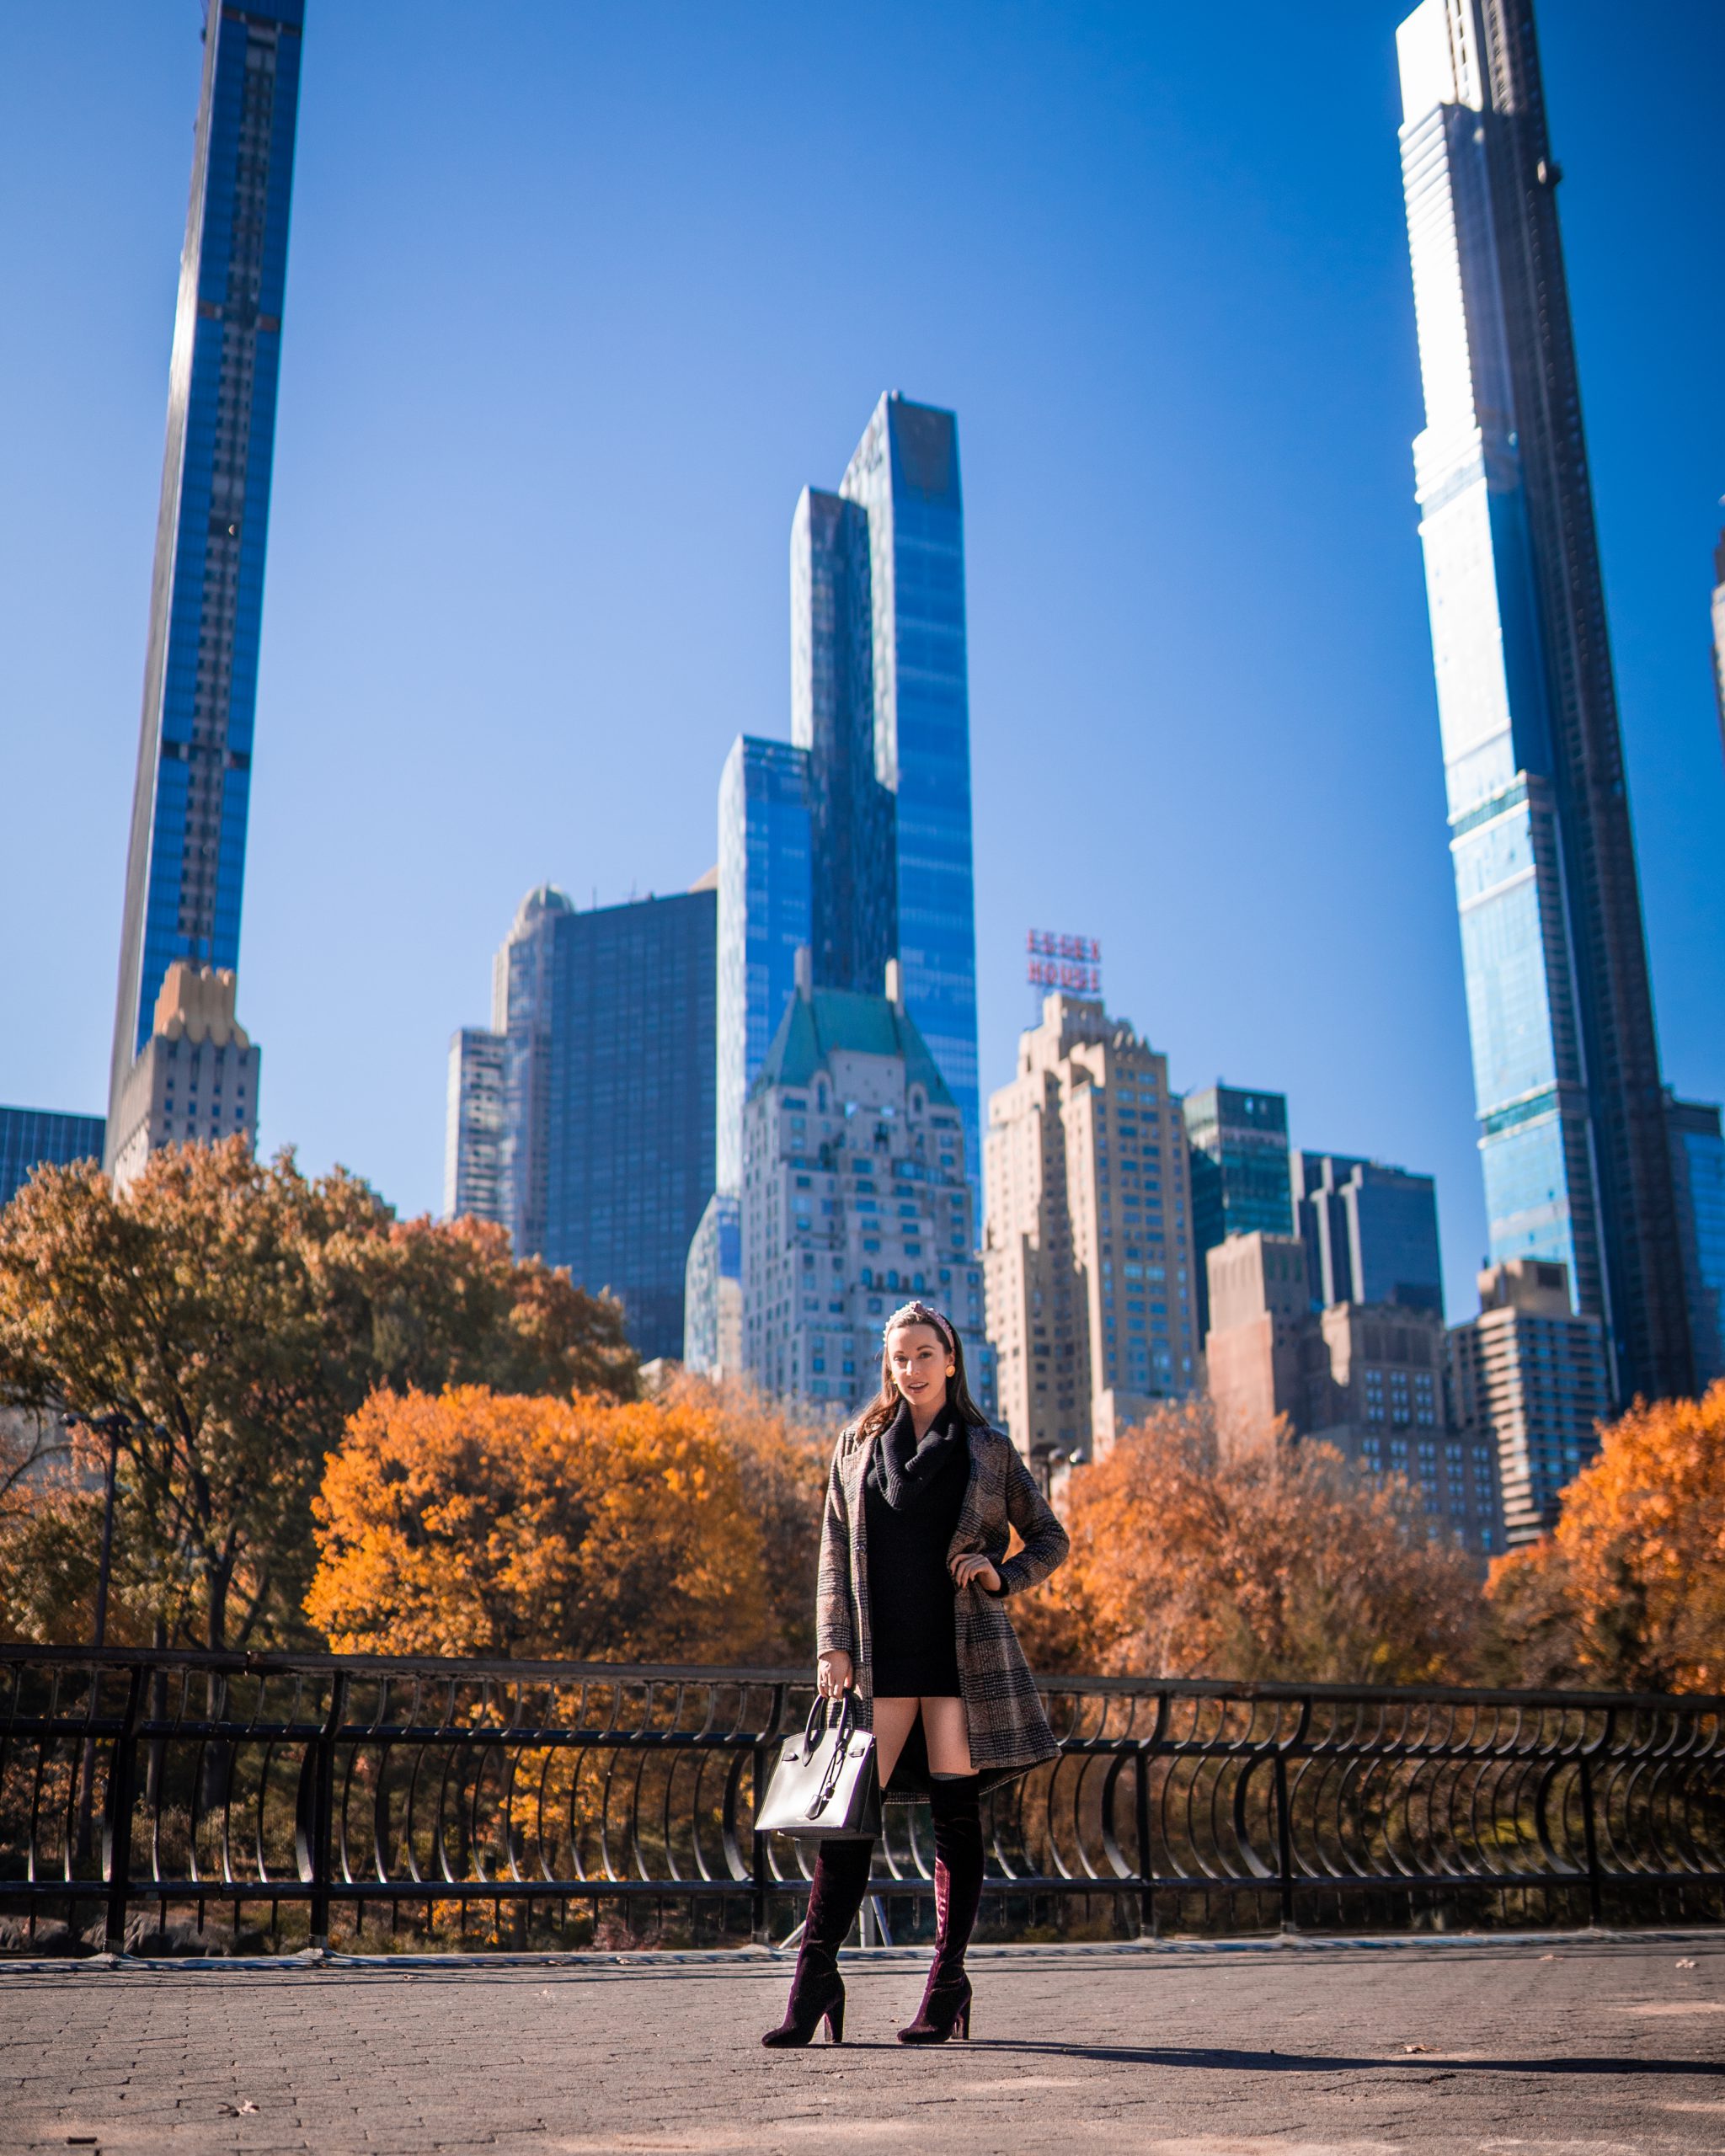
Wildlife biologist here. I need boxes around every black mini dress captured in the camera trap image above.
[863,1403,971,1699]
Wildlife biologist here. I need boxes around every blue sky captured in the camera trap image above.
[1,1,1720,1322]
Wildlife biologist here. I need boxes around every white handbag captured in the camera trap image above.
[756,1693,881,1840]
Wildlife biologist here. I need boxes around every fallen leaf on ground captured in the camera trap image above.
[1402,2042,1431,2053]
[1676,1958,1697,1969]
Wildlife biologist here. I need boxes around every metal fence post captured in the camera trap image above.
[1578,1751,1604,1928]
[103,1664,144,1955]
[307,1670,347,1951]
[1272,1752,1296,1935]
[750,1684,779,1945]
[1135,1741,1156,1939]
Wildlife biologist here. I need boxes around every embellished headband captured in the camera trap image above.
[883,1300,953,1349]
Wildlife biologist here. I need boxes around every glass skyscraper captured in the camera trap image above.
[1183,1084,1292,1335]
[717,736,811,1192]
[1294,1153,1445,1319]
[1667,1094,1725,1388]
[0,1107,105,1214]
[106,0,304,1157]
[791,394,980,1196]
[1397,0,1691,1401]
[444,1028,507,1227]
[473,883,716,1364]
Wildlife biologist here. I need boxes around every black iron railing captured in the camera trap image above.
[2,1646,1721,1952]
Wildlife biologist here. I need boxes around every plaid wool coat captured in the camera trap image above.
[815,1415,1070,1790]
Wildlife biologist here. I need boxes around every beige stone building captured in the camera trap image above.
[984,993,1197,1466]
[1449,1257,1610,1546]
[1204,1230,1503,1560]
[109,963,260,1194]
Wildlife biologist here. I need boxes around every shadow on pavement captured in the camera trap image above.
[951,2040,1725,2078]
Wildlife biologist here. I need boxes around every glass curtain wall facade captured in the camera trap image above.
[1295,1153,1446,1316]
[717,736,811,1193]
[1183,1085,1292,1335]
[444,1027,507,1225]
[1397,0,1690,1401]
[791,491,893,1000]
[497,884,571,1266]
[494,885,716,1363]
[789,395,980,1198]
[1667,1095,1725,1388]
[0,1107,105,1213]
[107,0,304,1153]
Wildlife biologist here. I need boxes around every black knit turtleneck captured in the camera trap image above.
[863,1401,971,1698]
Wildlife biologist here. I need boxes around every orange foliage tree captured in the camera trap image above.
[645,1369,830,1662]
[0,1142,635,1650]
[1485,1382,1725,1694]
[306,1385,794,1662]
[1012,1401,1479,1684]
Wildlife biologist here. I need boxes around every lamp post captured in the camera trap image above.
[90,1413,124,1650]
[72,1410,127,1863]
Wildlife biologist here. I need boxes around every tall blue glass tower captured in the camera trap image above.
[493,883,717,1363]
[106,0,304,1154]
[791,393,980,1193]
[1397,0,1691,1402]
[717,736,812,1191]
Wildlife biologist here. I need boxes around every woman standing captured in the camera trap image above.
[763,1299,1070,2048]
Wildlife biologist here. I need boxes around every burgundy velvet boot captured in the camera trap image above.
[898,1774,984,2043]
[761,1834,874,2047]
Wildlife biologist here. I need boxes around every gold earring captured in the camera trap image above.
[946,1366,955,1378]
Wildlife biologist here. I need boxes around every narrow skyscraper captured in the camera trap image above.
[1183,1083,1292,1336]
[717,736,812,1193]
[1397,0,1690,1401]
[106,2,304,1163]
[791,394,981,1192]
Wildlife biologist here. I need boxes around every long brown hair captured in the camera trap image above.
[856,1300,988,1442]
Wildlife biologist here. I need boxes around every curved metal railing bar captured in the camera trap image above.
[0,1647,1719,1945]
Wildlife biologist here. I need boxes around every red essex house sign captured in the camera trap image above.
[1026,929,1102,997]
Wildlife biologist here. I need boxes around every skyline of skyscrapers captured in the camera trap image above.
[105,0,303,1169]
[1397,0,1694,1406]
[4,6,1720,1487]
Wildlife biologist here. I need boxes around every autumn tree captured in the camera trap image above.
[0,1141,635,1652]
[306,1385,778,1662]
[646,1369,830,1662]
[1012,1401,1479,1684]
[1484,1382,1725,1694]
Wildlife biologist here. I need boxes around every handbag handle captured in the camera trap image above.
[805,1689,862,1821]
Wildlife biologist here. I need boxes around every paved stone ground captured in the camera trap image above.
[2,1935,1722,2155]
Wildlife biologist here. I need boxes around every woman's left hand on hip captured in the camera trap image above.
[950,1553,1001,1593]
